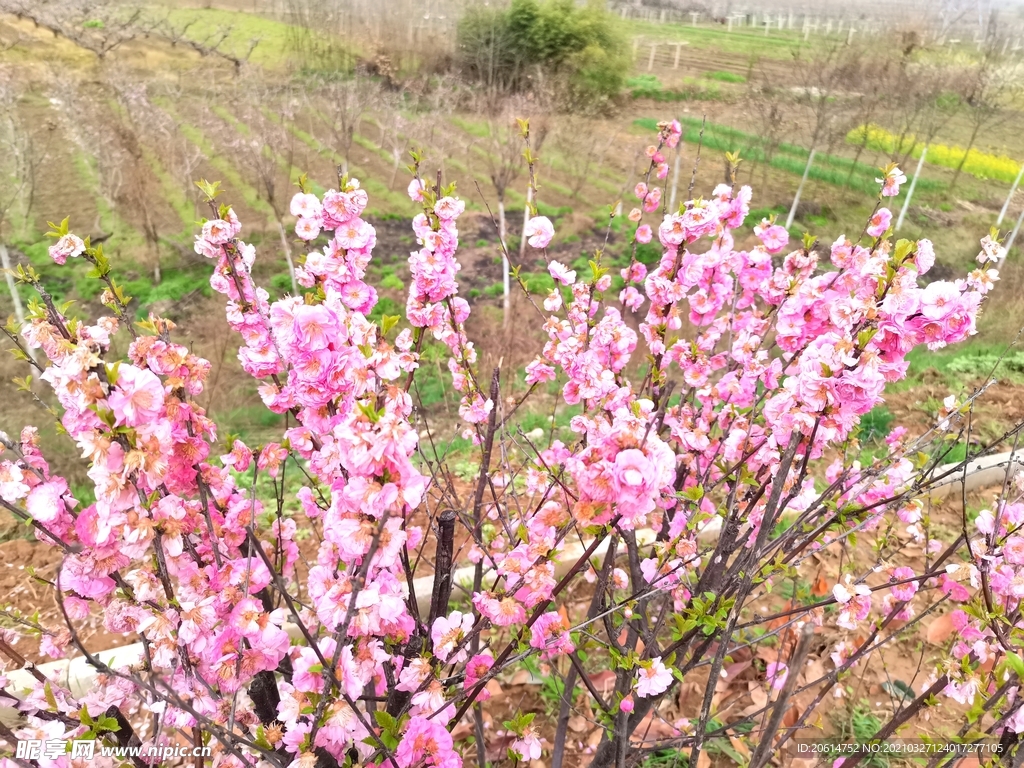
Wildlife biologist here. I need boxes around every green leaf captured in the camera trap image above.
[381,315,400,338]
[374,711,397,733]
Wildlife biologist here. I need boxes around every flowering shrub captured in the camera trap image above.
[0,118,1021,768]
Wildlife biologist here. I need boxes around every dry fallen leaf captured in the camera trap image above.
[925,613,955,644]
[510,669,537,686]
[803,658,826,685]
[568,716,587,733]
[811,574,831,597]
[589,670,617,695]
[696,750,712,768]
[729,736,751,760]
[586,728,604,748]
[485,679,505,701]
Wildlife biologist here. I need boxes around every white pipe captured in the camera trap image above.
[3,453,1020,724]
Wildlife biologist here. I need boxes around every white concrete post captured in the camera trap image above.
[997,165,1024,226]
[786,148,816,230]
[896,146,928,231]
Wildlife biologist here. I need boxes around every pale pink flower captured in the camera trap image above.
[548,261,576,286]
[431,610,473,663]
[766,661,788,691]
[512,727,543,761]
[1004,536,1024,565]
[290,192,322,219]
[48,234,85,265]
[26,478,68,524]
[434,196,465,221]
[877,166,907,197]
[635,224,653,244]
[524,216,555,248]
[635,657,673,698]
[295,217,322,241]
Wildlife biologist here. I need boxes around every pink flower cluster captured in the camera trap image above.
[1,141,1003,765]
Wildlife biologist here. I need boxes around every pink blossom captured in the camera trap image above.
[866,208,892,238]
[635,657,673,698]
[877,166,907,197]
[548,261,576,286]
[295,216,322,241]
[766,661,788,691]
[26,478,69,524]
[435,196,465,221]
[1004,536,1024,565]
[395,717,459,768]
[431,610,473,663]
[512,727,543,761]
[290,192,322,219]
[754,220,789,254]
[525,216,555,248]
[635,224,653,244]
[48,234,85,265]
[107,365,165,427]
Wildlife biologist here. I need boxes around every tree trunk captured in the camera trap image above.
[277,220,298,295]
[950,121,982,192]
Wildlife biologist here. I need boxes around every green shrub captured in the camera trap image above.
[456,0,627,106]
[858,405,894,443]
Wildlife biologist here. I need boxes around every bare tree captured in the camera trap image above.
[0,0,151,58]
[224,77,304,294]
[0,71,42,366]
[152,13,261,74]
[551,115,614,200]
[310,75,380,176]
[745,72,788,189]
[475,103,526,327]
[948,26,1022,191]
[784,41,866,228]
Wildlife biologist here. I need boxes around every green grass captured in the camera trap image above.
[120,266,214,312]
[704,70,746,83]
[634,116,946,196]
[623,17,820,61]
